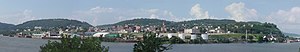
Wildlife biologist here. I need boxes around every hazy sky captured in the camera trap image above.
[0,0,300,34]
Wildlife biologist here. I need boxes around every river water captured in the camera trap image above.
[0,36,299,52]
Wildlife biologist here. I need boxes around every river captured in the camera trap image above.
[0,36,299,52]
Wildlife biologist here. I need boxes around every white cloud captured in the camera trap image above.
[150,14,159,19]
[23,10,36,20]
[147,9,159,14]
[71,6,183,25]
[72,6,114,18]
[114,9,162,20]
[89,6,113,14]
[113,9,188,22]
[267,7,300,33]
[190,4,210,19]
[225,2,258,21]
[268,7,300,24]
[0,6,191,26]
[163,11,180,21]
[0,9,36,24]
[70,6,120,25]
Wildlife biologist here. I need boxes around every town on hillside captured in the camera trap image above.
[1,19,298,44]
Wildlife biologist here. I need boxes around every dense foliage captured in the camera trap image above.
[116,18,174,25]
[16,19,93,29]
[40,37,109,52]
[0,22,16,35]
[133,32,172,52]
[169,36,185,44]
[0,22,15,30]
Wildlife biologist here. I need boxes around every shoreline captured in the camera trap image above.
[1,35,293,44]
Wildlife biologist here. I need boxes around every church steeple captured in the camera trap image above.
[161,22,167,33]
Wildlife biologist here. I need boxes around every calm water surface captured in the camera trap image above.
[0,36,299,52]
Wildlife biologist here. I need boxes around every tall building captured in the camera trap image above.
[161,22,167,33]
[134,25,141,32]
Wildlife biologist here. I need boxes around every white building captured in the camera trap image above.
[178,34,185,39]
[190,34,197,40]
[167,34,173,39]
[93,32,109,37]
[184,29,200,33]
[201,34,208,40]
[160,33,191,39]
[32,33,45,38]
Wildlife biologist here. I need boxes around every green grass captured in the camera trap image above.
[209,33,263,40]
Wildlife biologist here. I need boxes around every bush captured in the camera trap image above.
[133,32,172,52]
[169,36,185,44]
[40,37,109,52]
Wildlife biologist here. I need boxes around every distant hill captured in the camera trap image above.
[283,32,300,38]
[98,19,262,27]
[16,19,93,29]
[97,18,283,35]
[177,19,236,25]
[0,22,16,35]
[0,22,15,31]
[98,18,175,27]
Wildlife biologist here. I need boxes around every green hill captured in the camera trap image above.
[0,22,16,35]
[0,22,15,30]
[283,32,300,38]
[16,19,93,29]
[177,19,236,25]
[98,18,175,27]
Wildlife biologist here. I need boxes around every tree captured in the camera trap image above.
[169,36,185,44]
[133,32,172,52]
[40,37,109,52]
[257,36,264,43]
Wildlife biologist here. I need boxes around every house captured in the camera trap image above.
[20,31,45,38]
[44,31,61,39]
[32,33,45,38]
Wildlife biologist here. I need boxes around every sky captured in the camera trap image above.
[0,0,300,34]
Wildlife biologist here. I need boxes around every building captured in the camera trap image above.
[184,29,200,33]
[159,33,192,39]
[161,22,167,33]
[83,32,96,37]
[201,34,208,40]
[32,33,45,38]
[105,33,121,38]
[19,31,45,38]
[93,32,109,37]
